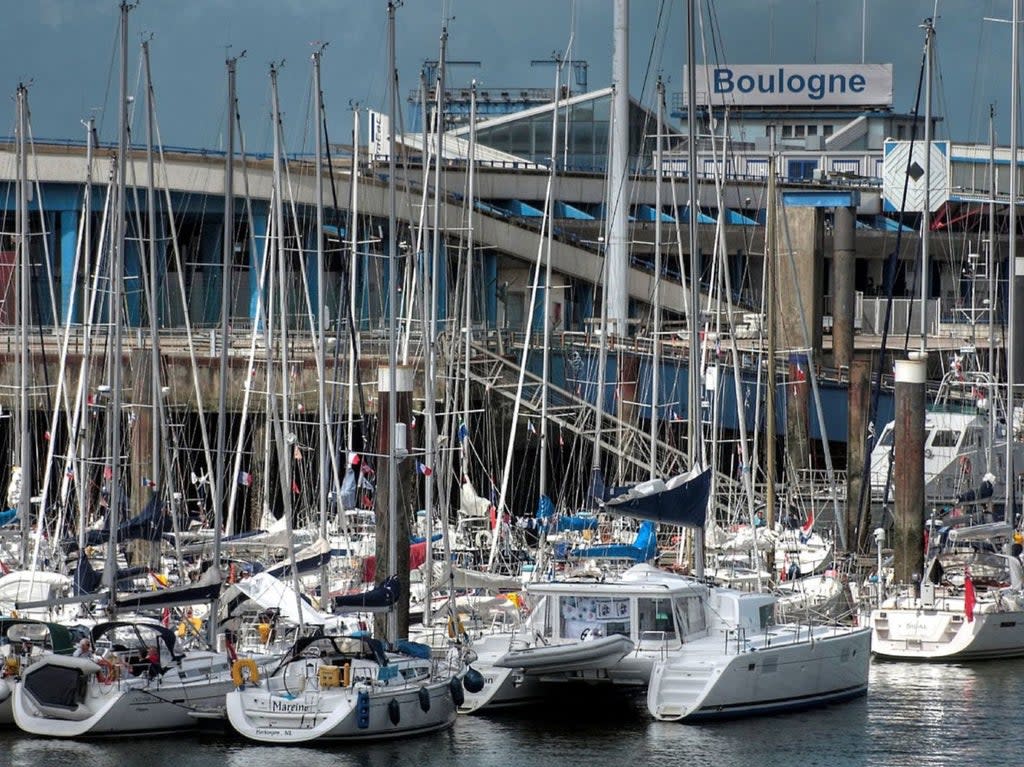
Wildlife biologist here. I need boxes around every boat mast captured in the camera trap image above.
[686,0,704,577]
[15,82,31,567]
[106,0,134,603]
[77,116,96,554]
[606,0,628,338]
[766,132,777,538]
[1007,0,1020,526]
[312,42,330,609]
[423,26,447,627]
[651,78,664,481]
[214,50,239,639]
[386,0,399,642]
[919,17,934,355]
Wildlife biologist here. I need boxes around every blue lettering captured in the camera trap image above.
[714,68,734,94]
[737,74,755,93]
[787,74,805,93]
[849,74,866,93]
[828,74,847,94]
[807,74,826,100]
[758,74,776,94]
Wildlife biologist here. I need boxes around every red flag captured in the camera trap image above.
[161,607,171,627]
[964,570,976,623]
[801,511,815,534]
[292,479,300,495]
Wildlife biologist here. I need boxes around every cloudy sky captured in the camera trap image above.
[0,0,1016,151]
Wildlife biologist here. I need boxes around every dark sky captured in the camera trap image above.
[0,1,1016,152]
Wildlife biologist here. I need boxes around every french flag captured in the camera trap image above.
[237,471,254,487]
[416,461,433,477]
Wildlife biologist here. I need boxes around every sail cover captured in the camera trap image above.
[603,467,712,528]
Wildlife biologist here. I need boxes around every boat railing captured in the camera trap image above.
[637,631,670,661]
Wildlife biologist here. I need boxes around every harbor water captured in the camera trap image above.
[3,659,1022,767]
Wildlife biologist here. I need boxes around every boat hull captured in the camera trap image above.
[870,603,1024,661]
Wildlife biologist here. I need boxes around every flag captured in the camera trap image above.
[291,479,300,495]
[527,420,536,435]
[416,461,433,477]
[410,416,417,429]
[293,445,302,461]
[65,466,75,479]
[349,451,360,466]
[103,466,113,480]
[458,422,469,443]
[141,477,156,489]
[558,427,564,447]
[801,511,815,534]
[160,608,170,627]
[237,471,253,487]
[964,570,976,623]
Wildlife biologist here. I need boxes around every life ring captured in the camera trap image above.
[231,657,260,687]
[475,529,493,550]
[96,658,118,684]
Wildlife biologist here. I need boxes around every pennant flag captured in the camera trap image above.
[103,466,113,480]
[87,393,96,406]
[44,431,51,442]
[964,569,976,623]
[417,461,433,477]
[291,479,300,494]
[410,416,417,429]
[458,422,469,443]
[558,427,565,447]
[237,471,253,487]
[293,445,302,461]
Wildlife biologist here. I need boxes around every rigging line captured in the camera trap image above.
[855,26,929,551]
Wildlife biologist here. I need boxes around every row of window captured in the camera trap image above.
[780,124,836,139]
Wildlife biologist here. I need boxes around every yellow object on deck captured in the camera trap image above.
[318,665,341,688]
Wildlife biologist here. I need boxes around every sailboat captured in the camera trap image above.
[865,10,1024,661]
[224,14,468,742]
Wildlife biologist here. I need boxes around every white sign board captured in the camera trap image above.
[882,140,949,214]
[368,110,390,159]
[685,64,893,108]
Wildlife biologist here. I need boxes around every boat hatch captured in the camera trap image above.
[23,664,86,709]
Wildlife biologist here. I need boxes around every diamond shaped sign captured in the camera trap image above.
[907,161,924,182]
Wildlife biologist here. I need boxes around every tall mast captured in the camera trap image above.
[142,40,161,497]
[312,42,330,609]
[650,78,664,481]
[607,0,629,337]
[106,1,133,602]
[214,50,238,637]
[423,26,447,627]
[78,116,96,554]
[15,83,31,566]
[686,0,703,576]
[386,0,399,642]
[919,17,934,354]
[765,130,777,535]
[1007,0,1020,525]
[347,107,360,457]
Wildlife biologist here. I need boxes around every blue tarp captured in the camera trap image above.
[566,520,658,562]
[65,493,173,551]
[0,508,17,526]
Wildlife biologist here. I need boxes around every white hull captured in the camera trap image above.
[494,634,634,674]
[646,627,871,721]
[13,651,239,737]
[870,599,1024,661]
[226,678,456,742]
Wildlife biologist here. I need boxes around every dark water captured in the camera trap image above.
[4,660,1023,767]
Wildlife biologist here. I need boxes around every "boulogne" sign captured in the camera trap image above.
[686,64,893,108]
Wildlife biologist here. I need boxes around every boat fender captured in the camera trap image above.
[418,685,431,712]
[230,658,260,688]
[462,667,485,694]
[356,690,371,729]
[97,657,118,685]
[449,675,465,707]
[388,697,401,725]
[447,615,467,640]
[476,529,492,550]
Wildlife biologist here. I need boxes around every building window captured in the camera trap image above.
[823,124,834,137]
[807,125,818,136]
[782,125,793,138]
[794,125,806,138]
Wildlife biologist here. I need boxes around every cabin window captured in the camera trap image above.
[637,598,677,640]
[674,595,706,637]
[878,427,894,447]
[930,430,961,448]
[558,596,630,640]
[759,604,775,629]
